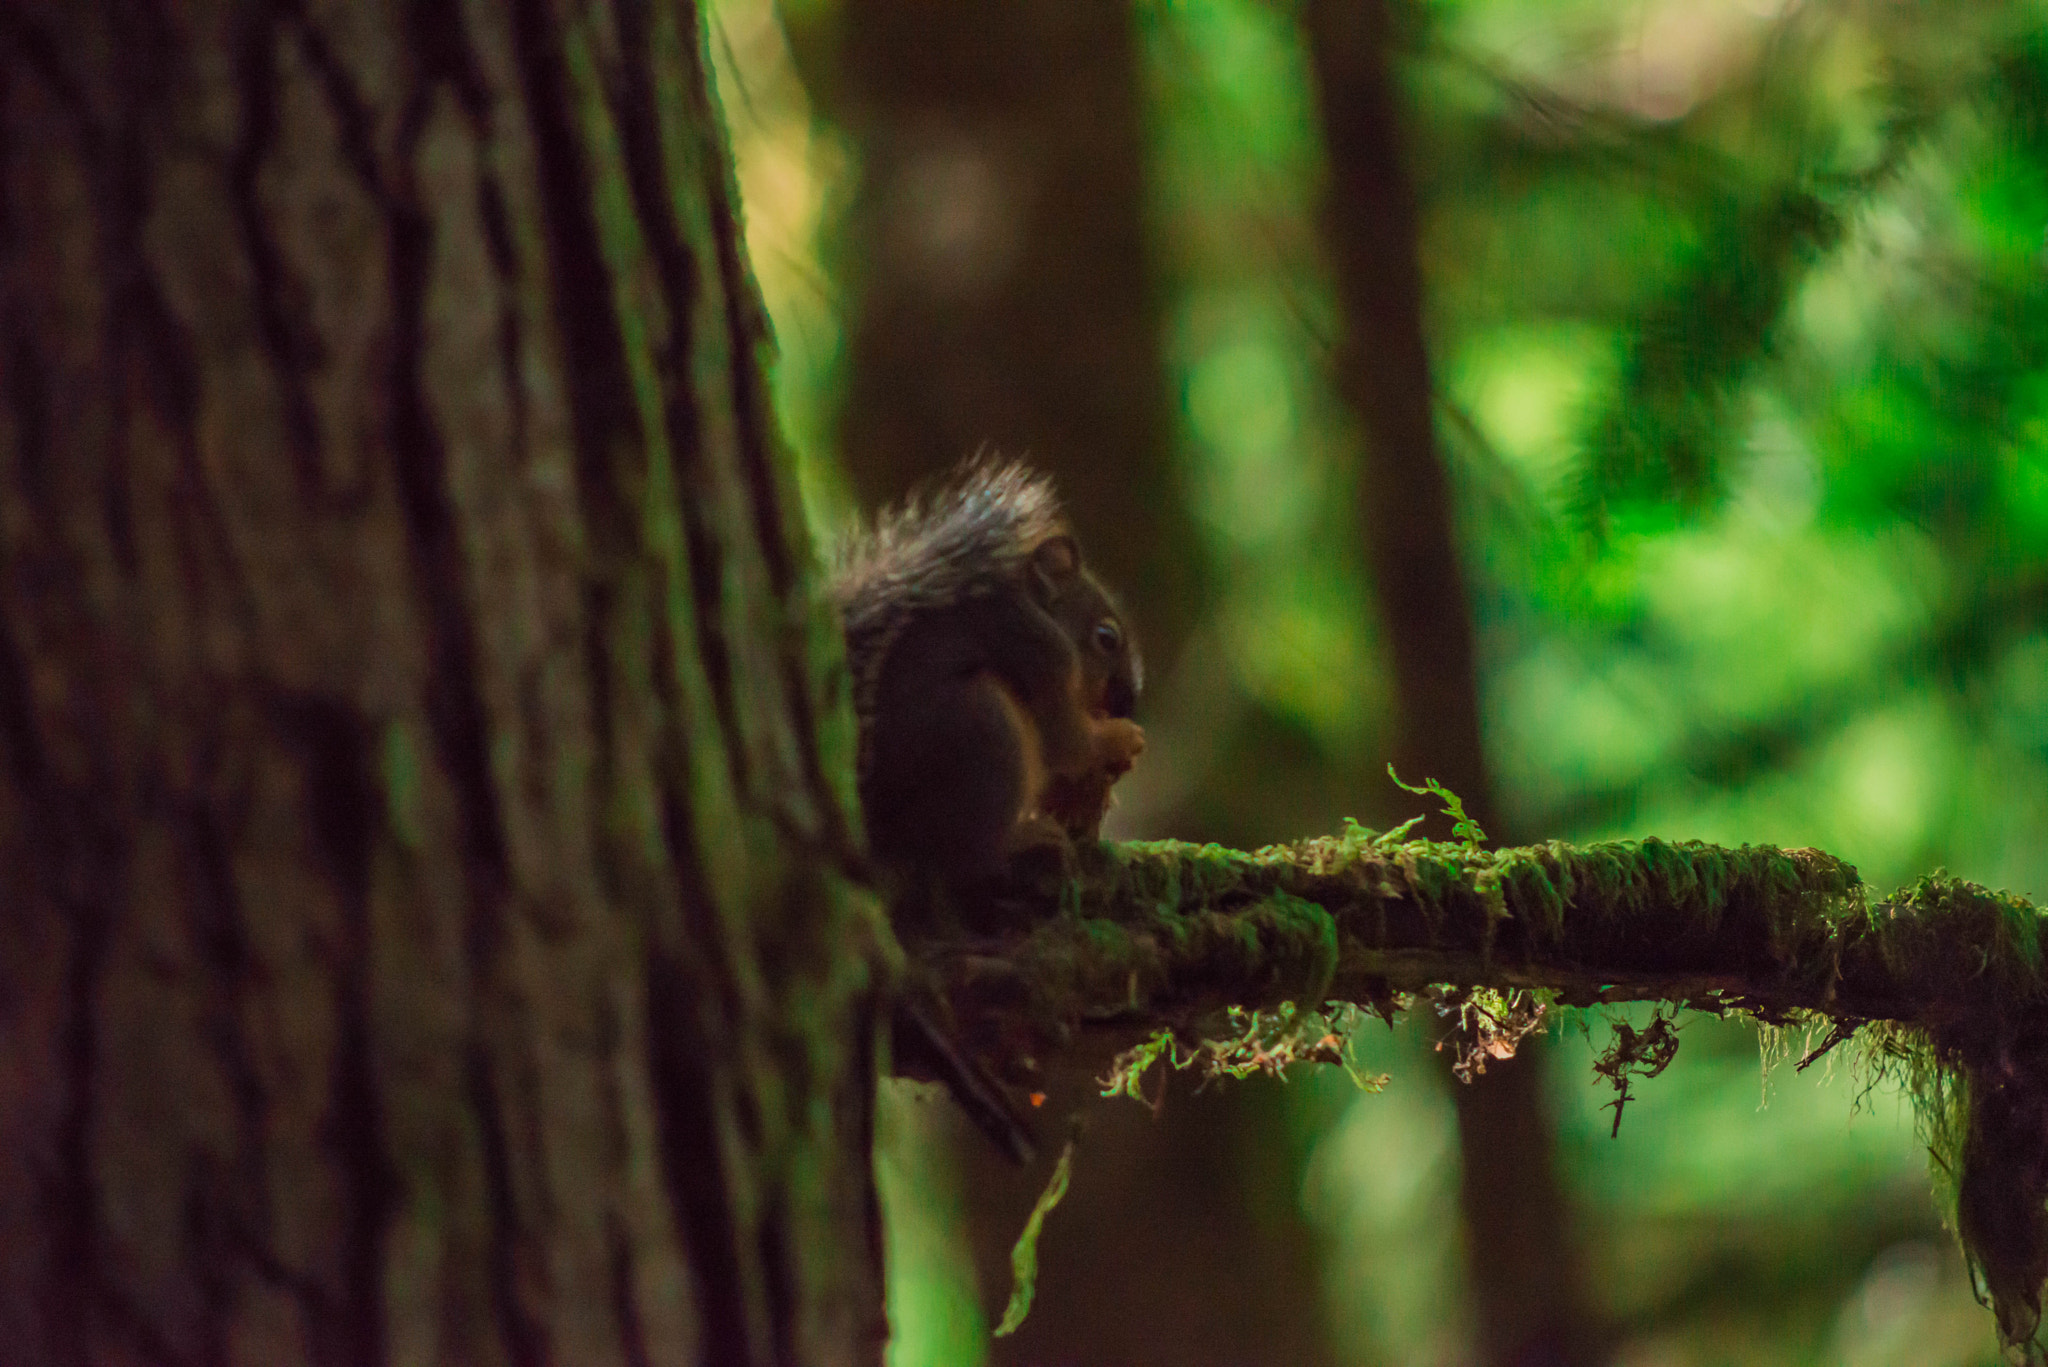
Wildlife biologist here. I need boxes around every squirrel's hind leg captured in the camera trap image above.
[862,668,1039,885]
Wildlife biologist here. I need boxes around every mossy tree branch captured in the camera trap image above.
[933,834,2031,1048]
[915,831,2048,1361]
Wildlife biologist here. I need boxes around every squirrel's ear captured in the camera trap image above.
[1027,535,1081,600]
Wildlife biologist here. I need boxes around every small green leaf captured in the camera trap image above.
[993,1139,1076,1338]
[1387,763,1489,851]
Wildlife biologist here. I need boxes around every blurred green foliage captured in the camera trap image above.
[712,0,2048,1361]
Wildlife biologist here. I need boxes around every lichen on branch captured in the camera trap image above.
[914,829,2048,1361]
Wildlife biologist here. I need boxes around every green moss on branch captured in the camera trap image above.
[915,831,2048,1360]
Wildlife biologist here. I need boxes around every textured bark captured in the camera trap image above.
[1302,3,1596,1364]
[0,2,879,1364]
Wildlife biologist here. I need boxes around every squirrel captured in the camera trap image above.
[833,458,1146,1164]
[832,458,1145,889]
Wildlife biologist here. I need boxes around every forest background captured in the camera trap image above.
[712,0,2048,1364]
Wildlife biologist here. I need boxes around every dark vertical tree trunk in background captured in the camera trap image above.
[1304,0,1484,819]
[831,5,1325,1365]
[833,0,1194,667]
[1303,2,1596,1364]
[0,1,880,1363]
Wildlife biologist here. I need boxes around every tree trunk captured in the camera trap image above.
[832,0,1194,668]
[1302,2,1597,1364]
[0,2,880,1363]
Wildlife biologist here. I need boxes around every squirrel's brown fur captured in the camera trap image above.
[835,458,1146,1164]
[830,457,1143,884]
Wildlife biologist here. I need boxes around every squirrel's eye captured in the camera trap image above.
[1093,620,1123,653]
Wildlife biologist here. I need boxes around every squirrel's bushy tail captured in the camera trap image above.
[831,456,1071,682]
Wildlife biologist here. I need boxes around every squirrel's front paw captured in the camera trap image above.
[1093,718,1146,775]
[1043,718,1147,838]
